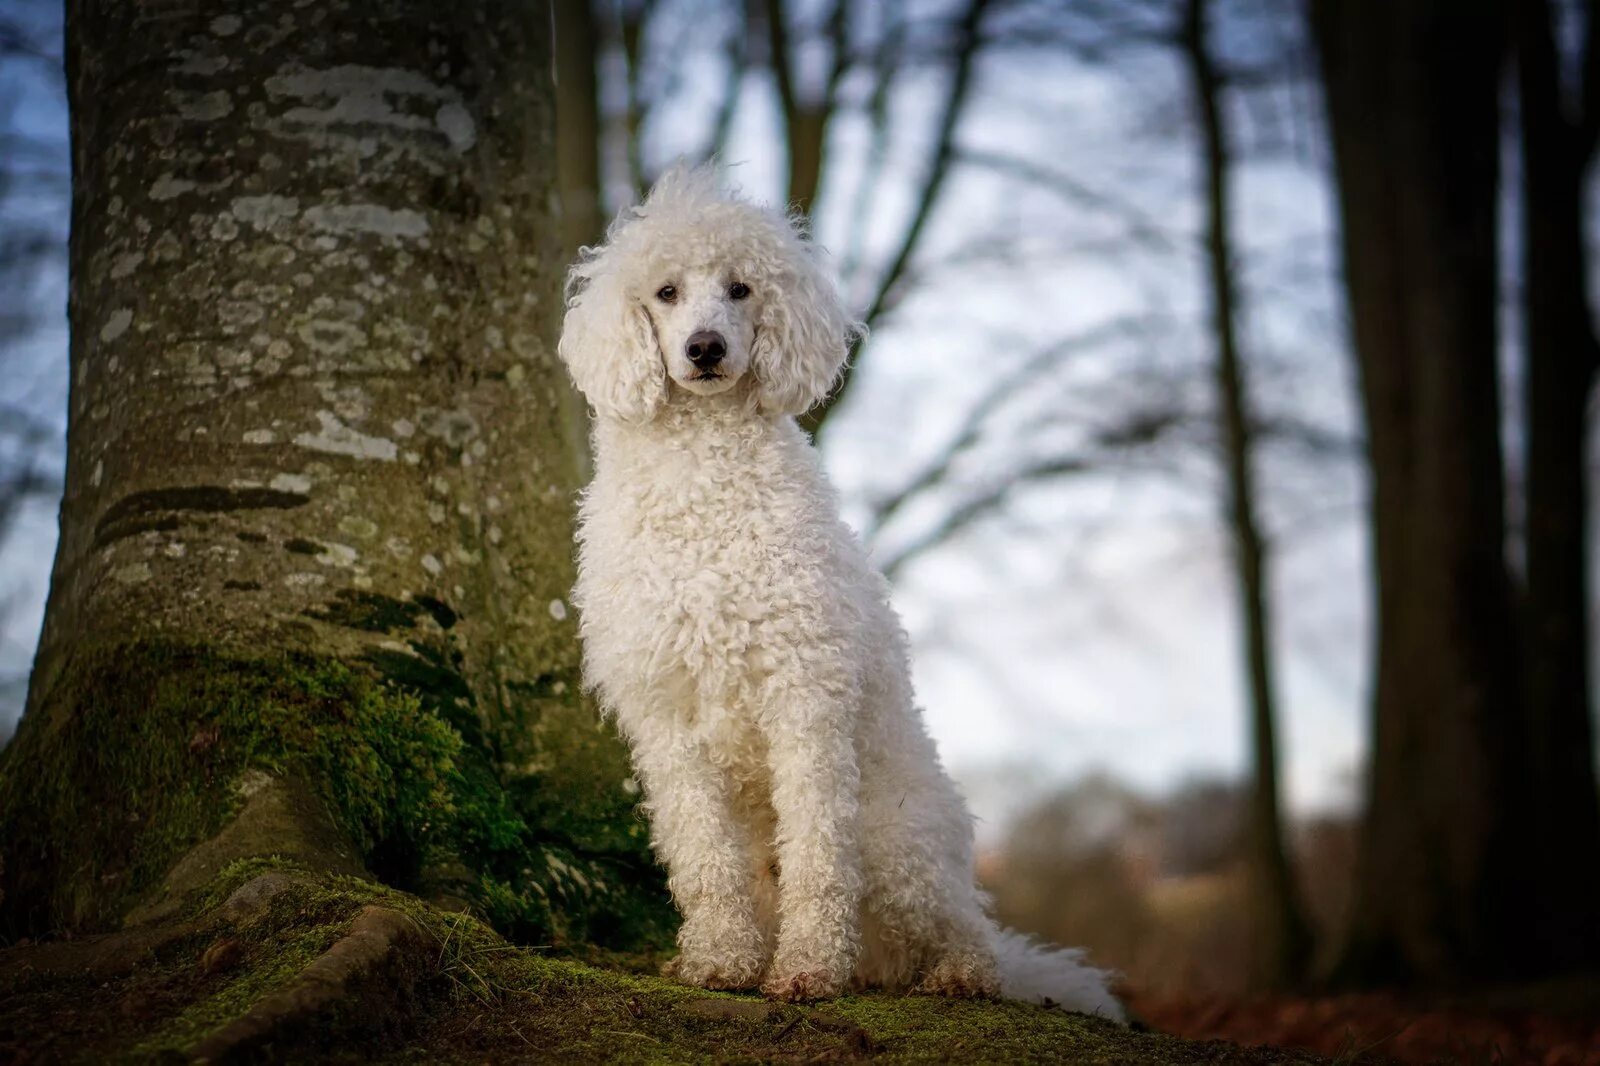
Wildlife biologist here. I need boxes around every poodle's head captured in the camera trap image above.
[559,165,861,424]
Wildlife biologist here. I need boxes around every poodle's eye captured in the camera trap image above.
[728,282,751,301]
[656,285,677,303]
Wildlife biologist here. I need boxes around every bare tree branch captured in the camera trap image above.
[840,1,905,290]
[877,454,1089,580]
[0,404,64,548]
[863,314,1159,539]
[959,147,1190,254]
[803,0,992,438]
[0,19,61,68]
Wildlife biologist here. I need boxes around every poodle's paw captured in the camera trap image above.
[761,966,849,1003]
[669,902,766,990]
[662,951,764,991]
[914,952,1001,999]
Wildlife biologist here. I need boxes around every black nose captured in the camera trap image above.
[686,330,726,369]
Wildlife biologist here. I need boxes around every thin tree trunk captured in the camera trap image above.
[760,0,845,217]
[618,1,653,199]
[1312,0,1531,984]
[1183,0,1313,990]
[0,0,665,946]
[1515,0,1600,970]
[556,0,605,255]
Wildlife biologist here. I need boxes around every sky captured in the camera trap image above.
[0,0,1374,839]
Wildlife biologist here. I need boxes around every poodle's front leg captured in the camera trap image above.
[757,683,863,1002]
[634,737,766,990]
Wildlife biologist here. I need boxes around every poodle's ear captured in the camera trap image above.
[559,260,667,424]
[751,243,862,418]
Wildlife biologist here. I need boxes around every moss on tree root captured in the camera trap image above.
[0,861,1333,1064]
[0,640,671,947]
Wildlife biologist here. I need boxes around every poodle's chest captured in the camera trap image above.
[575,469,860,713]
[580,462,838,600]
[578,504,824,667]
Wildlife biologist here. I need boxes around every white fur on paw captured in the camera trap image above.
[915,953,1001,999]
[663,952,764,991]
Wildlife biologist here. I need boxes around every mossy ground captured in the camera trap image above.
[0,647,1347,1061]
[0,862,1337,1064]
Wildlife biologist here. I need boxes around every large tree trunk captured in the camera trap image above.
[1312,0,1532,984]
[1182,0,1313,990]
[1515,0,1600,972]
[0,0,666,949]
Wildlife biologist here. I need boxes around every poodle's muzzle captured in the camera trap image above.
[686,329,727,379]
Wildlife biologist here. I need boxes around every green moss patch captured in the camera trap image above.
[0,643,451,934]
[0,640,671,950]
[390,953,1324,1065]
[358,637,674,952]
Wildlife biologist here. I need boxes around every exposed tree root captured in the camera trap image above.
[185,905,425,1063]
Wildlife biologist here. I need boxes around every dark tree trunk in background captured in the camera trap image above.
[1182,0,1313,991]
[1515,0,1600,970]
[1312,0,1532,984]
[0,0,665,946]
[556,0,604,255]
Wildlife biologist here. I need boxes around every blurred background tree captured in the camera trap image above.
[1513,0,1600,976]
[1315,0,1600,984]
[1313,0,1526,985]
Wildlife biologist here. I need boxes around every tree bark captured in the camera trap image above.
[1514,0,1600,970]
[0,0,666,948]
[1182,0,1313,990]
[1312,0,1531,983]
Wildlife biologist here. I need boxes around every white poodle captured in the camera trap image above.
[557,165,1124,1022]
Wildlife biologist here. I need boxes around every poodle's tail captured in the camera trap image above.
[988,923,1128,1025]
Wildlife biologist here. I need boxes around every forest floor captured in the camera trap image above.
[1132,983,1600,1065]
[0,859,1337,1064]
[2,859,1593,1063]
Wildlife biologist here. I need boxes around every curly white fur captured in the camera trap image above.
[558,165,1125,1022]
